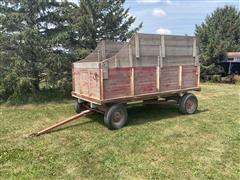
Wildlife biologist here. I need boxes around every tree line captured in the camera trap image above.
[0,1,239,102]
[195,5,240,79]
[0,0,141,101]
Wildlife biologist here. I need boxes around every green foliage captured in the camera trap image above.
[0,0,140,101]
[211,75,222,83]
[67,0,142,49]
[195,5,240,78]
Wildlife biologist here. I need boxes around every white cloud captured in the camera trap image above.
[156,28,172,35]
[166,0,172,5]
[136,0,161,3]
[152,9,166,17]
[136,0,172,4]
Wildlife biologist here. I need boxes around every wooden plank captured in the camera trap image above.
[160,66,179,92]
[98,50,101,62]
[166,46,193,56]
[129,45,133,67]
[161,35,166,58]
[114,56,119,68]
[72,65,75,92]
[102,62,109,79]
[164,56,194,65]
[197,65,200,87]
[193,38,197,57]
[179,65,182,89]
[134,67,157,95]
[101,87,201,104]
[88,70,90,97]
[181,65,198,89]
[72,92,102,105]
[135,33,140,58]
[101,41,106,60]
[74,62,99,69]
[140,45,160,57]
[159,44,163,68]
[103,68,131,99]
[131,67,135,96]
[156,66,160,91]
[99,67,104,100]
[165,39,193,47]
[88,69,100,99]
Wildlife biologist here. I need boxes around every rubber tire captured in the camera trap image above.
[104,104,128,130]
[179,93,198,114]
[75,101,86,114]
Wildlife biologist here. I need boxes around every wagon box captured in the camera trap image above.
[72,33,200,130]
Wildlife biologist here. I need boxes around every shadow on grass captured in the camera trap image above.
[35,104,209,136]
[127,104,209,126]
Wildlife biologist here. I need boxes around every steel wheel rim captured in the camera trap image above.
[186,98,196,113]
[112,110,124,124]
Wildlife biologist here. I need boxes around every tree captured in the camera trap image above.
[0,0,74,100]
[69,0,142,50]
[0,0,141,101]
[195,5,240,78]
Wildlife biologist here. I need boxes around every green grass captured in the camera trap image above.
[0,83,239,179]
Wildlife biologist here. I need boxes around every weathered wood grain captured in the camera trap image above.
[103,68,131,99]
[134,67,157,95]
[182,66,198,89]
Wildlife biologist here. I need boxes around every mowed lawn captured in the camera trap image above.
[0,83,239,179]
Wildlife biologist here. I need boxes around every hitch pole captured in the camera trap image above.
[29,109,92,137]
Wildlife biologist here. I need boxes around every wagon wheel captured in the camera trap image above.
[179,93,198,114]
[75,101,89,114]
[104,104,128,130]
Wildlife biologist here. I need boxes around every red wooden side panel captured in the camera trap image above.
[80,70,89,95]
[134,67,157,95]
[182,65,197,89]
[103,68,131,99]
[160,66,179,92]
[73,68,100,99]
[72,67,81,94]
[89,69,100,98]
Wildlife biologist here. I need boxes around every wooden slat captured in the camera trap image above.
[161,35,166,58]
[197,65,200,87]
[131,67,135,96]
[99,67,103,100]
[101,41,106,60]
[88,70,90,97]
[129,45,133,67]
[156,66,160,92]
[193,38,197,57]
[179,65,182,89]
[135,33,140,58]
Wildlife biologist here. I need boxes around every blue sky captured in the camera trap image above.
[71,0,240,35]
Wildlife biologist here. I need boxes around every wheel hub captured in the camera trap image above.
[112,111,122,123]
[186,99,195,113]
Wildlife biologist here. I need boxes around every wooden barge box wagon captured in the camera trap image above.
[72,33,201,129]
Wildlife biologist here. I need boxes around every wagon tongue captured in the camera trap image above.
[29,109,93,137]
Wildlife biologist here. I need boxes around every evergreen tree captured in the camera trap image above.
[0,0,73,99]
[0,0,141,101]
[195,5,240,78]
[70,0,142,49]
